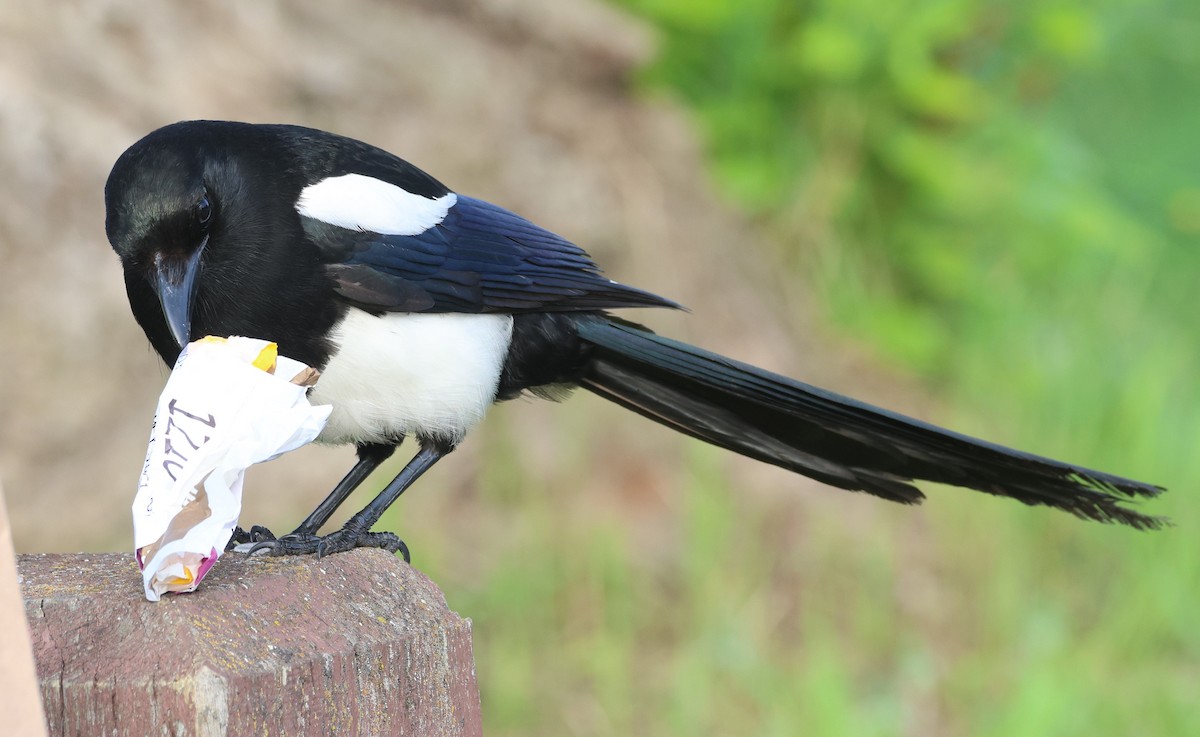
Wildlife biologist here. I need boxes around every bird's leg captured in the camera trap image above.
[227,442,398,551]
[273,442,399,545]
[252,439,451,561]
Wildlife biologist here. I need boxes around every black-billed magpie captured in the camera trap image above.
[104,121,1164,558]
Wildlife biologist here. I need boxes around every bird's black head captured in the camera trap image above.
[104,121,343,367]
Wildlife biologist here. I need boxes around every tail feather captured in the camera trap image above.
[577,317,1165,529]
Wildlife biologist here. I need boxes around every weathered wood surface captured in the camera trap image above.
[20,549,481,737]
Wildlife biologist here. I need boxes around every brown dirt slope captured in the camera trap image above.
[0,0,904,552]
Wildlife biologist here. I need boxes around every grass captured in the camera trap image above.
[370,1,1199,734]
[371,394,1194,736]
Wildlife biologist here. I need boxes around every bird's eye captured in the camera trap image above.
[196,196,212,226]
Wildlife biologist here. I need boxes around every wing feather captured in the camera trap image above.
[307,193,681,314]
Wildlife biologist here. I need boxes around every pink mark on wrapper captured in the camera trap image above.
[192,547,219,586]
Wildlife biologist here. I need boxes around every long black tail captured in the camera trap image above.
[576,316,1165,529]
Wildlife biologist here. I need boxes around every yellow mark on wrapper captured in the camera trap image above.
[194,336,279,374]
[252,343,278,373]
[167,569,195,586]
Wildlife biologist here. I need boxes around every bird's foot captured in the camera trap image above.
[246,526,410,562]
[225,525,278,551]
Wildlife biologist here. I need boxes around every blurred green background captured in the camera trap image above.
[1,1,1193,735]
[397,1,1198,734]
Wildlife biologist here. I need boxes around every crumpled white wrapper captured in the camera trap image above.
[133,336,331,601]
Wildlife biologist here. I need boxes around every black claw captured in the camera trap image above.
[228,524,279,551]
[226,526,251,550]
[315,529,403,558]
[245,540,277,556]
[249,525,277,543]
[272,533,321,557]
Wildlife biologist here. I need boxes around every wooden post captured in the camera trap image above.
[20,549,482,736]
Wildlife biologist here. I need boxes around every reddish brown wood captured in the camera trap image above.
[20,549,481,736]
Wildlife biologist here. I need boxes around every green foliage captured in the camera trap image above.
[392,1,1198,735]
[603,0,1200,734]
[606,2,1200,478]
[617,0,1198,438]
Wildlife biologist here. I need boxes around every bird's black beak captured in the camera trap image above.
[153,237,206,348]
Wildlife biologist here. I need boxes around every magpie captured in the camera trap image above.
[103,120,1165,558]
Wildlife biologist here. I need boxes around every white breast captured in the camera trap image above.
[309,308,514,446]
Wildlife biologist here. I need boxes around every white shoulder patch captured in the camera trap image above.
[295,173,457,236]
